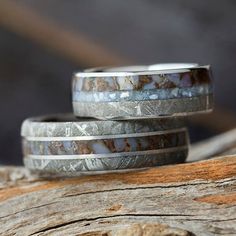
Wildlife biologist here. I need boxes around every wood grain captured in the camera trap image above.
[0,155,235,236]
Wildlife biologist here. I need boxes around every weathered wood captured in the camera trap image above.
[0,155,235,236]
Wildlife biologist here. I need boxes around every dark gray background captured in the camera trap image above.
[0,0,235,165]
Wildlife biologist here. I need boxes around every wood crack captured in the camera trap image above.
[0,201,60,219]
[62,181,227,198]
[29,213,195,235]
[29,213,236,235]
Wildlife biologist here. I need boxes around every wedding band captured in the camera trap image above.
[21,114,189,172]
[73,63,213,119]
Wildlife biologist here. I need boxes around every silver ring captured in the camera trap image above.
[73,94,213,120]
[24,148,188,173]
[22,114,189,172]
[73,63,213,119]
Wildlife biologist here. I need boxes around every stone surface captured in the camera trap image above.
[73,67,212,92]
[73,85,213,102]
[23,131,187,155]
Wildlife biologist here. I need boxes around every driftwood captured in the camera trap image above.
[0,155,235,236]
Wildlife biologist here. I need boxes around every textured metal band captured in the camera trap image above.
[24,128,186,141]
[21,114,185,137]
[73,94,213,120]
[21,114,189,172]
[23,146,188,172]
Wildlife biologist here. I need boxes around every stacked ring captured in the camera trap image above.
[72,63,213,119]
[21,114,189,173]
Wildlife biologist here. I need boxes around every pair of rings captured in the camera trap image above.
[22,63,213,173]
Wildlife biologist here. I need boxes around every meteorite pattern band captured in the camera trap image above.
[73,94,213,120]
[21,114,185,137]
[21,115,189,172]
[24,147,188,172]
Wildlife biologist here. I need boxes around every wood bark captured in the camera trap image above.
[0,155,235,236]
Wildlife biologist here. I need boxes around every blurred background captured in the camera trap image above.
[0,0,235,165]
